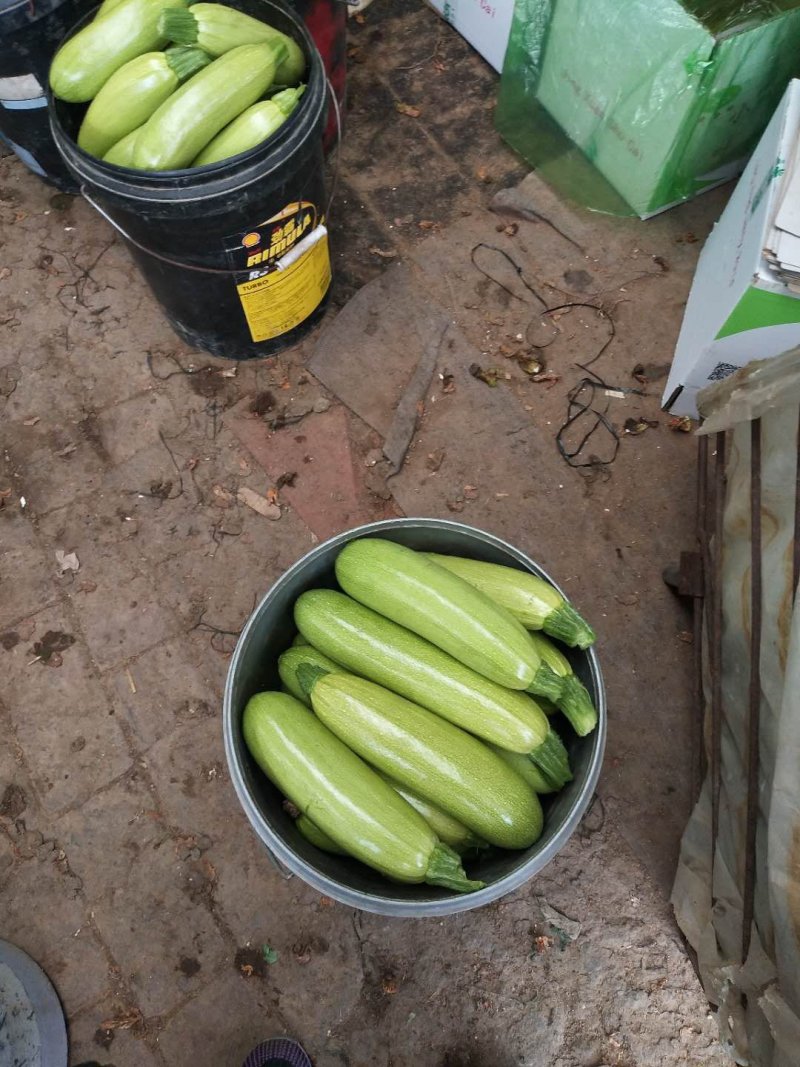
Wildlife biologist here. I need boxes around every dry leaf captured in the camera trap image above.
[0,267,11,281]
[669,415,693,433]
[237,486,281,520]
[417,219,438,231]
[475,166,492,184]
[78,580,97,593]
[395,102,421,118]
[23,416,40,426]
[55,442,77,457]
[55,549,80,574]
[623,417,658,436]
[266,487,279,505]
[100,1008,143,1032]
[469,363,500,387]
[369,246,398,260]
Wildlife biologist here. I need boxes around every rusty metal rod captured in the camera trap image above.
[742,418,763,963]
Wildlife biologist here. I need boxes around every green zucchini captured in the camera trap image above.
[291,632,309,647]
[50,0,188,103]
[336,538,544,690]
[243,691,482,891]
[133,42,286,171]
[160,2,305,85]
[103,125,144,167]
[427,554,596,649]
[299,667,544,850]
[96,0,129,16]
[193,85,305,166]
[296,813,347,855]
[527,632,598,736]
[278,644,340,706]
[78,47,210,159]
[294,589,571,788]
[277,647,485,850]
[489,745,556,795]
[377,772,486,853]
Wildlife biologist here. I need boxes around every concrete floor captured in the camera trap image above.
[1,1,730,1064]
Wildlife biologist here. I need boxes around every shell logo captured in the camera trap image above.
[241,232,261,249]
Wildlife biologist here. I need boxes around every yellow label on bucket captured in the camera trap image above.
[236,232,331,343]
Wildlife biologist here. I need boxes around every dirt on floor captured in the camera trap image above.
[1,1,731,1065]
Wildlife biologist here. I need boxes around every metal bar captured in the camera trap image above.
[742,418,763,964]
[794,407,800,596]
[710,432,726,861]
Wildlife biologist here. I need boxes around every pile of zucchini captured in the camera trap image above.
[49,0,307,170]
[244,538,599,895]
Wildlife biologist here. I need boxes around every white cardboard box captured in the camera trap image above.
[664,80,800,418]
[426,0,514,73]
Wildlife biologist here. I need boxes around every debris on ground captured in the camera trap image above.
[623,417,659,436]
[261,944,279,965]
[249,391,276,417]
[440,371,455,394]
[631,362,670,384]
[237,487,281,520]
[669,415,694,433]
[537,897,582,948]
[426,449,445,472]
[55,549,80,573]
[30,630,75,667]
[99,1007,143,1032]
[469,363,501,387]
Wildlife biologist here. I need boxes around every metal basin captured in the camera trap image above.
[223,518,606,916]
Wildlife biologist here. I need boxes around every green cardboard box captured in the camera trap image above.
[496,0,800,217]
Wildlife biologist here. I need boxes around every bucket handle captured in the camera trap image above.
[79,77,343,275]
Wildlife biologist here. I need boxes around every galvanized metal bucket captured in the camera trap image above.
[223,518,606,916]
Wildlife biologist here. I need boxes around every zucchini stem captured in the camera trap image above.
[164,45,212,83]
[426,843,485,892]
[297,662,331,696]
[557,675,598,737]
[543,602,596,649]
[159,6,200,45]
[527,662,564,703]
[529,727,572,789]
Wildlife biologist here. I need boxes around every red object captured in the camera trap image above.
[292,0,347,151]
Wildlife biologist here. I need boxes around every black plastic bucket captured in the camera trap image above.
[0,0,94,189]
[50,0,331,360]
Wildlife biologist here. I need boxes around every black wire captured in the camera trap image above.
[468,243,623,469]
[470,244,548,306]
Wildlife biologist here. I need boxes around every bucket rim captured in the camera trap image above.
[223,517,607,918]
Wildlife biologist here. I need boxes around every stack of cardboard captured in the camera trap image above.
[764,138,800,292]
[663,80,800,418]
